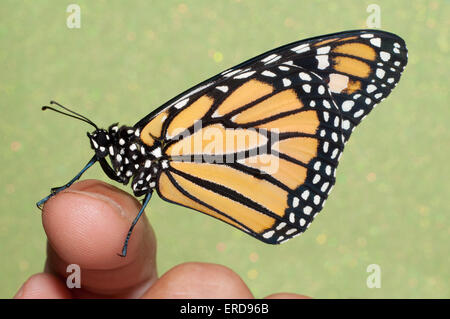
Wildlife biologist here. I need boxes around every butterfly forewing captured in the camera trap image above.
[134,30,407,244]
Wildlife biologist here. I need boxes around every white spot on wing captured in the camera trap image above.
[282,78,291,87]
[380,51,391,61]
[261,54,281,64]
[328,73,349,93]
[234,70,256,79]
[342,100,355,112]
[261,70,276,77]
[376,68,385,79]
[370,38,381,47]
[299,72,312,81]
[316,55,329,70]
[317,46,330,54]
[360,33,374,38]
[291,43,310,54]
[174,98,189,109]
[366,84,377,93]
[216,86,228,93]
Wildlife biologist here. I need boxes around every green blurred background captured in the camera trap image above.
[0,0,448,298]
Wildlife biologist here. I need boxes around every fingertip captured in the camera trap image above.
[14,273,72,299]
[41,179,158,297]
[42,179,152,267]
[142,262,253,299]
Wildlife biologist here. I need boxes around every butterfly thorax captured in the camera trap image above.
[88,124,167,196]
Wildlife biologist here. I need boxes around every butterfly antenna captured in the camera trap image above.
[42,101,98,129]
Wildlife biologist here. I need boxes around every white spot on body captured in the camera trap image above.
[161,160,169,169]
[151,147,162,158]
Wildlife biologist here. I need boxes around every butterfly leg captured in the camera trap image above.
[36,155,98,209]
[118,191,153,257]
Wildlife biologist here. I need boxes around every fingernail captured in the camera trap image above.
[64,190,126,217]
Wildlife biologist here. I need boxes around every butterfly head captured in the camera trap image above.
[87,128,112,158]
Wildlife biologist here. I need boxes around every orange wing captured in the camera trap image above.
[135,30,407,243]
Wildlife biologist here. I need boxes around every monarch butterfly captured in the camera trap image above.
[38,30,408,257]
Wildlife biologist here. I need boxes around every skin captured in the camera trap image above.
[14,179,309,299]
